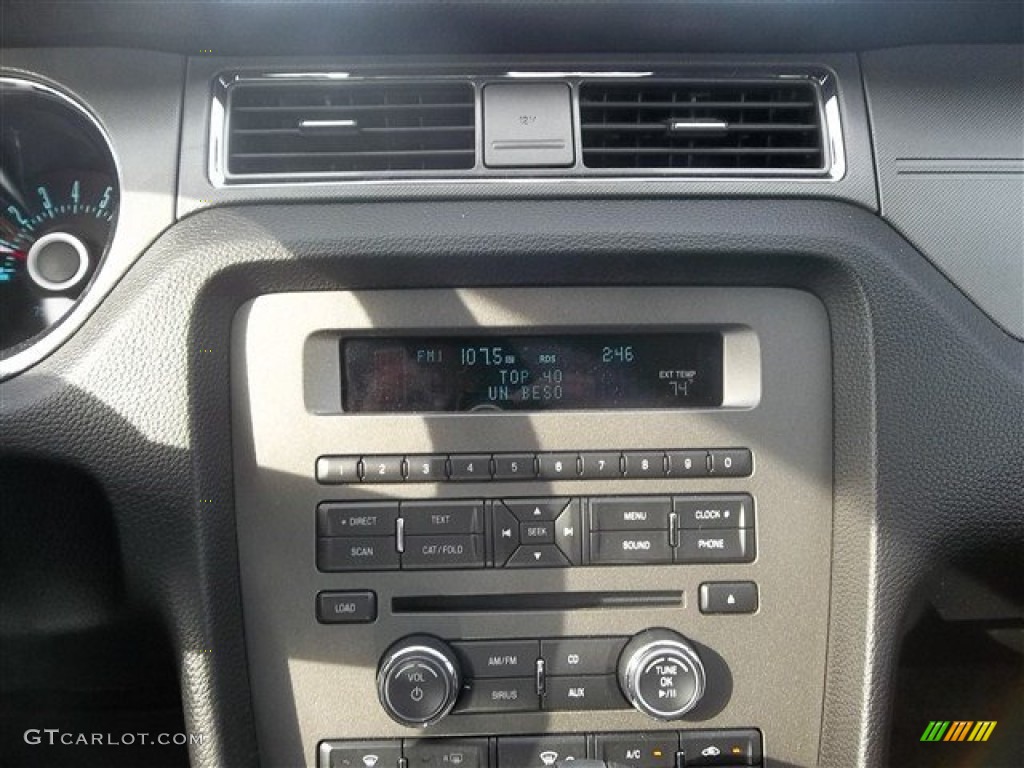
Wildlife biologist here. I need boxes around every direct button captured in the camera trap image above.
[317,501,399,537]
[590,497,671,531]
[590,531,673,564]
[452,640,539,678]
[541,636,628,676]
[674,495,754,530]
[595,732,679,768]
[401,500,484,535]
[316,591,377,624]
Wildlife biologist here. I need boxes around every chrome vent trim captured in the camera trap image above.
[210,70,845,186]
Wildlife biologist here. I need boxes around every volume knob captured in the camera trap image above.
[377,635,462,727]
[617,628,706,720]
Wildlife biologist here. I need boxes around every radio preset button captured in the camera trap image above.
[402,500,484,535]
[317,501,399,537]
[361,455,406,484]
[590,497,671,531]
[623,451,667,478]
[708,448,753,477]
[449,454,493,481]
[590,531,673,564]
[401,535,485,569]
[493,453,538,480]
[315,456,362,484]
[579,452,624,479]
[666,450,711,477]
[537,452,581,479]
[317,537,399,571]
[405,455,449,482]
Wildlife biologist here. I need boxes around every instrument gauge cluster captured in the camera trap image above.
[0,76,119,357]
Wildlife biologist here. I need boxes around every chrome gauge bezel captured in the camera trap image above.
[0,74,122,377]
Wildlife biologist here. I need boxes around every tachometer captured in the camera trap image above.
[0,77,119,355]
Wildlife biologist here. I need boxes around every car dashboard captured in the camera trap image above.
[0,3,1022,768]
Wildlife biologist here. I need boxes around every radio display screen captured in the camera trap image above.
[341,333,723,412]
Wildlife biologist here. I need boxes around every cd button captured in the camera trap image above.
[506,544,570,568]
[537,452,581,479]
[449,454,493,481]
[361,455,405,483]
[541,636,627,676]
[493,453,538,480]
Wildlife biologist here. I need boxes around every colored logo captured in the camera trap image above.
[920,721,997,742]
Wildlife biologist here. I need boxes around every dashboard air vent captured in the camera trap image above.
[226,81,476,177]
[579,80,825,173]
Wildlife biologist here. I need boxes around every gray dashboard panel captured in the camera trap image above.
[862,44,1024,339]
[177,53,878,217]
[232,287,832,768]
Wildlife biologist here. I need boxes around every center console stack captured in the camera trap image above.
[231,287,832,767]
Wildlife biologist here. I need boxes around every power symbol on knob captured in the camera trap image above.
[377,635,462,728]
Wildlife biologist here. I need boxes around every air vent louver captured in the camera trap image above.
[579,80,825,172]
[226,81,476,177]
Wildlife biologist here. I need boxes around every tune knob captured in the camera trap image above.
[377,635,462,727]
[617,628,706,720]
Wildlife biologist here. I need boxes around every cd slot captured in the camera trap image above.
[392,590,683,614]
